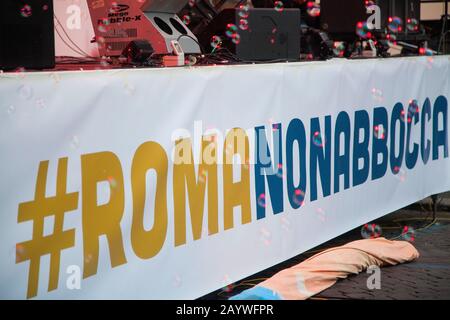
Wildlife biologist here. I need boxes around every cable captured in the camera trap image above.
[54,14,94,58]
[54,27,87,57]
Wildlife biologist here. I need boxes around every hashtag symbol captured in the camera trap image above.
[16,158,78,298]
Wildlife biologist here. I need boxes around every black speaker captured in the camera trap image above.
[199,8,301,61]
[378,0,421,33]
[0,0,55,70]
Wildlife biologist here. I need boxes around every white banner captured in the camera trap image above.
[1,56,449,299]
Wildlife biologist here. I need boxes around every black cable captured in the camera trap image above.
[54,14,94,58]
[54,27,87,57]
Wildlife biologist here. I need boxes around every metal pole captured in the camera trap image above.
[446,0,449,53]
[431,194,439,221]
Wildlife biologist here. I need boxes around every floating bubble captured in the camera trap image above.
[108,176,117,188]
[259,227,272,246]
[98,56,109,68]
[333,41,345,57]
[85,253,93,264]
[7,105,16,115]
[306,1,320,17]
[210,35,222,49]
[20,5,32,18]
[225,24,238,38]
[356,21,372,39]
[419,47,434,56]
[373,124,386,140]
[13,67,26,77]
[97,36,106,48]
[238,4,250,19]
[274,1,284,12]
[257,193,267,208]
[386,33,397,47]
[405,99,419,123]
[49,72,61,85]
[361,223,382,239]
[231,33,241,45]
[239,19,249,31]
[16,244,26,261]
[221,275,234,293]
[269,35,276,45]
[276,163,283,179]
[173,274,183,287]
[182,15,191,25]
[388,16,403,33]
[198,169,208,183]
[281,217,291,232]
[312,131,325,147]
[406,18,419,32]
[371,87,384,102]
[42,4,49,11]
[394,166,407,182]
[98,18,109,32]
[35,98,46,109]
[316,208,327,222]
[70,135,80,149]
[124,82,136,95]
[17,85,33,100]
[292,189,305,207]
[401,226,415,242]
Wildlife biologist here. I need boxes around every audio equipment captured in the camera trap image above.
[0,0,55,70]
[199,8,301,61]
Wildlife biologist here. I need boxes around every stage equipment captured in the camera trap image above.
[199,8,301,61]
[87,0,201,56]
[0,0,55,70]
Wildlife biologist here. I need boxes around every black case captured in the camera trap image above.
[0,0,55,70]
[199,8,301,61]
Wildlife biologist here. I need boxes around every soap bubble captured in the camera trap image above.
[17,85,33,100]
[333,42,345,57]
[292,189,305,207]
[182,15,191,25]
[312,131,325,147]
[274,1,284,12]
[406,18,419,32]
[259,227,272,246]
[257,193,266,208]
[361,223,382,239]
[231,33,241,45]
[401,226,415,242]
[20,5,32,18]
[225,24,238,38]
[388,16,403,33]
[238,4,250,19]
[210,35,222,49]
[239,19,249,31]
[374,124,386,140]
[356,21,372,39]
[306,1,320,17]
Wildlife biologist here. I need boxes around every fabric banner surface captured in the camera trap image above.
[0,56,449,299]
